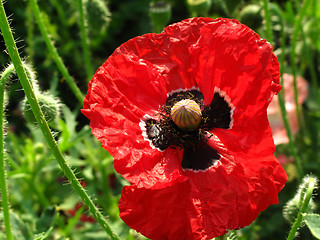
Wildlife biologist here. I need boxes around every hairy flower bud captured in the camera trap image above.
[23,92,60,124]
[283,176,317,224]
[170,99,201,131]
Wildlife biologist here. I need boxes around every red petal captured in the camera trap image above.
[118,132,286,239]
[82,51,188,189]
[190,18,280,117]
[116,18,214,92]
[119,183,194,240]
[188,18,283,156]
[116,34,193,92]
[209,116,288,224]
[119,154,284,240]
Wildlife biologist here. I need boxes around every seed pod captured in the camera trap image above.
[171,99,201,131]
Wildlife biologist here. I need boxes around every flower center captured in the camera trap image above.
[144,89,234,171]
[170,99,202,131]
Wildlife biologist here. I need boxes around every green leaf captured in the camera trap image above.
[58,118,71,152]
[62,104,78,135]
[33,227,54,240]
[36,206,57,233]
[303,213,320,239]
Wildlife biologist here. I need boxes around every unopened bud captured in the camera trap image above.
[283,176,317,224]
[171,99,201,131]
[23,92,60,124]
[186,0,211,17]
[149,1,171,33]
[239,4,263,30]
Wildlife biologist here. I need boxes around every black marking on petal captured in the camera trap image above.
[145,117,206,151]
[181,142,220,171]
[146,119,170,151]
[202,91,233,130]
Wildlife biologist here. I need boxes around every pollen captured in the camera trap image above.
[170,99,202,131]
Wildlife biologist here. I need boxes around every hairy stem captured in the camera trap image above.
[0,64,15,240]
[0,2,119,239]
[78,0,93,81]
[29,0,84,104]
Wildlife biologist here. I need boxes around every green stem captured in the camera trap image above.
[290,0,311,129]
[0,64,15,240]
[278,82,303,180]
[263,0,273,45]
[29,0,84,104]
[0,2,119,240]
[78,0,93,81]
[286,177,315,240]
[49,0,72,42]
[299,24,320,108]
[26,1,34,62]
[264,0,304,180]
[278,8,303,180]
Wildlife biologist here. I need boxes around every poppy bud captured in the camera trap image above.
[149,1,171,33]
[239,5,263,30]
[85,0,111,47]
[23,92,60,124]
[171,99,202,131]
[186,0,211,17]
[283,176,317,224]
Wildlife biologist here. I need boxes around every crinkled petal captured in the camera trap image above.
[191,18,280,106]
[119,183,194,240]
[189,18,283,160]
[82,53,187,188]
[119,162,268,240]
[203,131,287,225]
[116,34,191,91]
[118,18,213,92]
[209,113,287,207]
[190,18,281,133]
[119,132,286,240]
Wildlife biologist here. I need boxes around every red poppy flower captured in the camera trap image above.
[82,17,287,239]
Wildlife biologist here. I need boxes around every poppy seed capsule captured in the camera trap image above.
[170,99,202,131]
